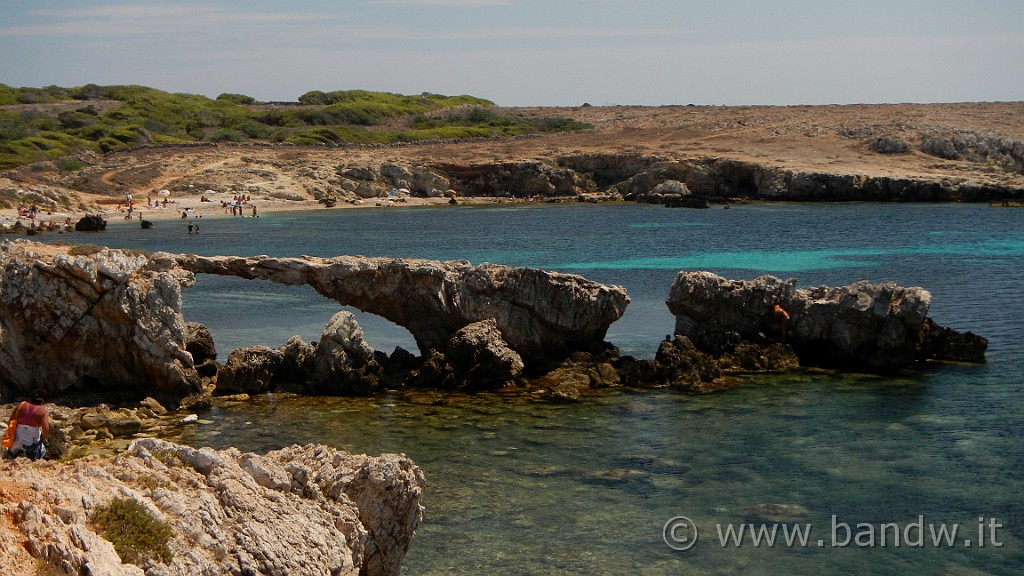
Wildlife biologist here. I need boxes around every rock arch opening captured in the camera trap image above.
[182,275,418,360]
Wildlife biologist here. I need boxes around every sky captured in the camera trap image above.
[1,1,1022,107]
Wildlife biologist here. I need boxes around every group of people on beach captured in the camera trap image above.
[223,194,258,217]
[17,202,42,219]
[7,202,73,233]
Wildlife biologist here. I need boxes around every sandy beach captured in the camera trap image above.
[0,191,511,235]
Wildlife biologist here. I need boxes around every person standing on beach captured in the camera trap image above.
[3,393,49,461]
[251,204,258,218]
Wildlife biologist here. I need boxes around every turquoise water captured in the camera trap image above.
[36,202,1024,574]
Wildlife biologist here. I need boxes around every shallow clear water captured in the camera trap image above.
[35,202,1024,574]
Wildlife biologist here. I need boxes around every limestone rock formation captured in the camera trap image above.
[440,319,525,388]
[0,240,203,407]
[0,438,424,576]
[0,240,627,404]
[175,253,629,367]
[666,271,987,369]
[205,312,386,396]
[434,160,594,198]
[216,345,284,395]
[407,315,524,387]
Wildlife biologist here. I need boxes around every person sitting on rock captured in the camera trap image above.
[773,303,790,340]
[3,393,49,461]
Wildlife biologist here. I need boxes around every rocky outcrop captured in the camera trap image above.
[433,160,594,198]
[336,164,452,199]
[0,241,204,407]
[216,312,386,396]
[551,155,1023,203]
[175,253,629,368]
[406,319,525,390]
[0,240,627,404]
[0,438,424,576]
[666,271,987,369]
[74,214,107,231]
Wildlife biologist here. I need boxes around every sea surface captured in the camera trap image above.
[30,202,1024,574]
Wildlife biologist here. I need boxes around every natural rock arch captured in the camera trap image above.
[174,254,630,367]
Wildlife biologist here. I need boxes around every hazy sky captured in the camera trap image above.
[2,1,1022,106]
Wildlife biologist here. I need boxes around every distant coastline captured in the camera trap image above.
[2,95,1023,229]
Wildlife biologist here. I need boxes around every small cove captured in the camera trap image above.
[30,201,1024,574]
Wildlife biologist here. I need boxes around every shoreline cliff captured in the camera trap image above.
[0,438,424,575]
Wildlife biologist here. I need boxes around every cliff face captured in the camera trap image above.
[0,241,203,407]
[0,438,424,576]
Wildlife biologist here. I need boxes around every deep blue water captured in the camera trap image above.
[32,202,1024,574]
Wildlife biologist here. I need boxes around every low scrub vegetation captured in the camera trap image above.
[93,497,174,566]
[0,84,591,169]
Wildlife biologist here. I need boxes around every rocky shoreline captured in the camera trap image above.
[2,150,1022,237]
[0,438,424,575]
[0,239,986,442]
[0,102,1011,576]
[0,237,989,574]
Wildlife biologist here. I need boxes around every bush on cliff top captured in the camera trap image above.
[93,497,174,566]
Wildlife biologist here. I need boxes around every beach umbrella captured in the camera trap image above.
[158,189,170,197]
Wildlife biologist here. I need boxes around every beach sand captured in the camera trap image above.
[0,192,509,234]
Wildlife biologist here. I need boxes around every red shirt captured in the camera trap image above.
[13,402,48,436]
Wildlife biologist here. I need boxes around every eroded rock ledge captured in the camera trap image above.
[0,241,986,412]
[173,253,629,366]
[666,271,988,370]
[0,240,628,405]
[0,438,424,576]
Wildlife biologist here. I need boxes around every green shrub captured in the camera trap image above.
[98,136,127,153]
[239,120,273,139]
[216,92,256,105]
[0,84,19,105]
[58,111,97,130]
[56,157,90,172]
[93,497,173,565]
[209,129,244,142]
[0,84,590,168]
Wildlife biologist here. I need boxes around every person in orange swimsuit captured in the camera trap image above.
[772,304,790,340]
